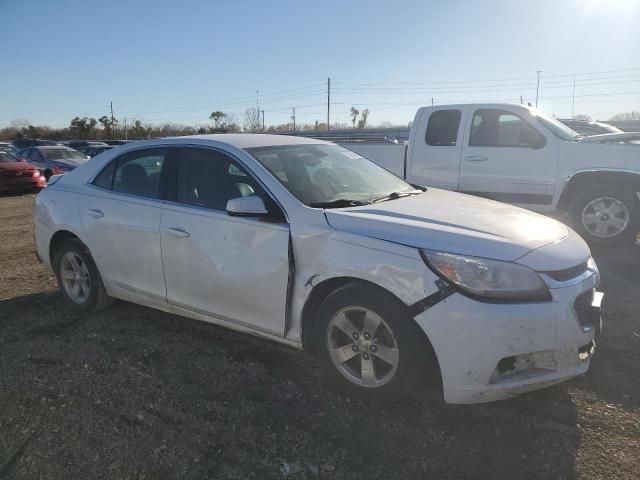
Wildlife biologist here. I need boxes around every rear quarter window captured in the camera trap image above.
[425,109,462,146]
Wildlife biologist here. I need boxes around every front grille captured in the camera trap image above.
[574,290,597,329]
[544,262,588,282]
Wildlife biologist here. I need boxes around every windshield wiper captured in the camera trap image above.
[371,190,423,204]
[309,199,371,209]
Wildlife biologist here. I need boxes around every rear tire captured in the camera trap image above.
[569,184,639,245]
[54,238,114,313]
[312,282,434,402]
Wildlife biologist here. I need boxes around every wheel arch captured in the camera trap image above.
[49,229,82,269]
[300,276,442,388]
[557,170,640,212]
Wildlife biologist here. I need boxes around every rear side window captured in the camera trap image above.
[425,110,461,146]
[93,148,167,199]
[93,159,116,189]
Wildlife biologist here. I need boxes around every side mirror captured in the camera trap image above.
[529,134,547,149]
[226,195,268,217]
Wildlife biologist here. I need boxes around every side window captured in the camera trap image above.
[425,109,461,146]
[469,109,543,148]
[29,149,42,162]
[111,148,167,198]
[92,159,117,189]
[175,147,262,211]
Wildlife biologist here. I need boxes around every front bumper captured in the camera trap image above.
[414,272,601,404]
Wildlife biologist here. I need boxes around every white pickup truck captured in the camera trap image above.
[363,103,640,244]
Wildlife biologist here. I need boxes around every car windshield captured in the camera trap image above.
[534,112,580,140]
[0,151,17,163]
[246,143,420,207]
[41,148,87,160]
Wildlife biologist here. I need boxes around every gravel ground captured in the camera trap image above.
[0,194,638,479]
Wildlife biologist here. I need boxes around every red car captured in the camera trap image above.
[0,151,46,194]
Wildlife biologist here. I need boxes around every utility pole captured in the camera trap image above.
[431,98,434,106]
[520,95,523,105]
[261,110,265,130]
[256,90,259,119]
[124,117,128,140]
[110,101,116,139]
[535,70,542,108]
[327,77,330,130]
[571,76,576,119]
[291,107,296,132]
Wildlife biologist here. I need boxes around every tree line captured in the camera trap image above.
[20,103,605,141]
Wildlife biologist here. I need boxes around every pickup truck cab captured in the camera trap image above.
[400,103,640,244]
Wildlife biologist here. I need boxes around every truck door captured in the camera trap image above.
[407,107,467,190]
[459,107,558,211]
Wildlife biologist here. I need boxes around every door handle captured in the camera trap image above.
[166,227,190,238]
[464,155,488,162]
[86,208,104,219]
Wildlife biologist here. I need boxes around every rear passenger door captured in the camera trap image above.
[79,147,170,301]
[160,146,290,336]
[408,107,466,189]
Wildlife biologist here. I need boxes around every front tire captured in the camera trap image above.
[54,238,114,313]
[312,282,434,402]
[569,184,639,245]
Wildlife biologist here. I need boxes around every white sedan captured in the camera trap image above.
[33,134,603,403]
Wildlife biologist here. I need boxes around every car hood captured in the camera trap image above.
[578,132,640,143]
[0,161,35,171]
[324,189,569,261]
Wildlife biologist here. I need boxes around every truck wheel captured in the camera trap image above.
[54,238,114,313]
[312,282,434,402]
[569,184,639,244]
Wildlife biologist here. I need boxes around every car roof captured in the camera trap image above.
[35,145,75,150]
[165,133,330,149]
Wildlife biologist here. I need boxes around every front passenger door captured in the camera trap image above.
[160,147,290,336]
[459,108,558,210]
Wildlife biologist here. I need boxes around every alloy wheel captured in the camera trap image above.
[581,196,630,238]
[326,306,400,388]
[60,252,91,304]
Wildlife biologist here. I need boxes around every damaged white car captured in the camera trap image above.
[33,134,603,403]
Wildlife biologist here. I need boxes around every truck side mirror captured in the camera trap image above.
[529,134,547,149]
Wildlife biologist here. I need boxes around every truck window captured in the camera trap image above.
[425,110,461,146]
[470,109,542,148]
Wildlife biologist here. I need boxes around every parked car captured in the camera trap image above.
[64,140,109,153]
[557,119,624,136]
[12,138,60,149]
[0,150,46,193]
[0,142,19,155]
[84,145,114,157]
[34,134,602,404]
[16,146,89,180]
[102,140,133,146]
[357,103,640,244]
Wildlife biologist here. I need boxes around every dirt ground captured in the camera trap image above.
[0,194,638,480]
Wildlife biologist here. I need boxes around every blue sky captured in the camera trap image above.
[1,0,639,129]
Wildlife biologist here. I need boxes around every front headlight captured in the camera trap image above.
[422,250,551,302]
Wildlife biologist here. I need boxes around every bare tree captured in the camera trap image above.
[609,111,640,121]
[350,107,360,128]
[243,107,260,132]
[357,109,370,129]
